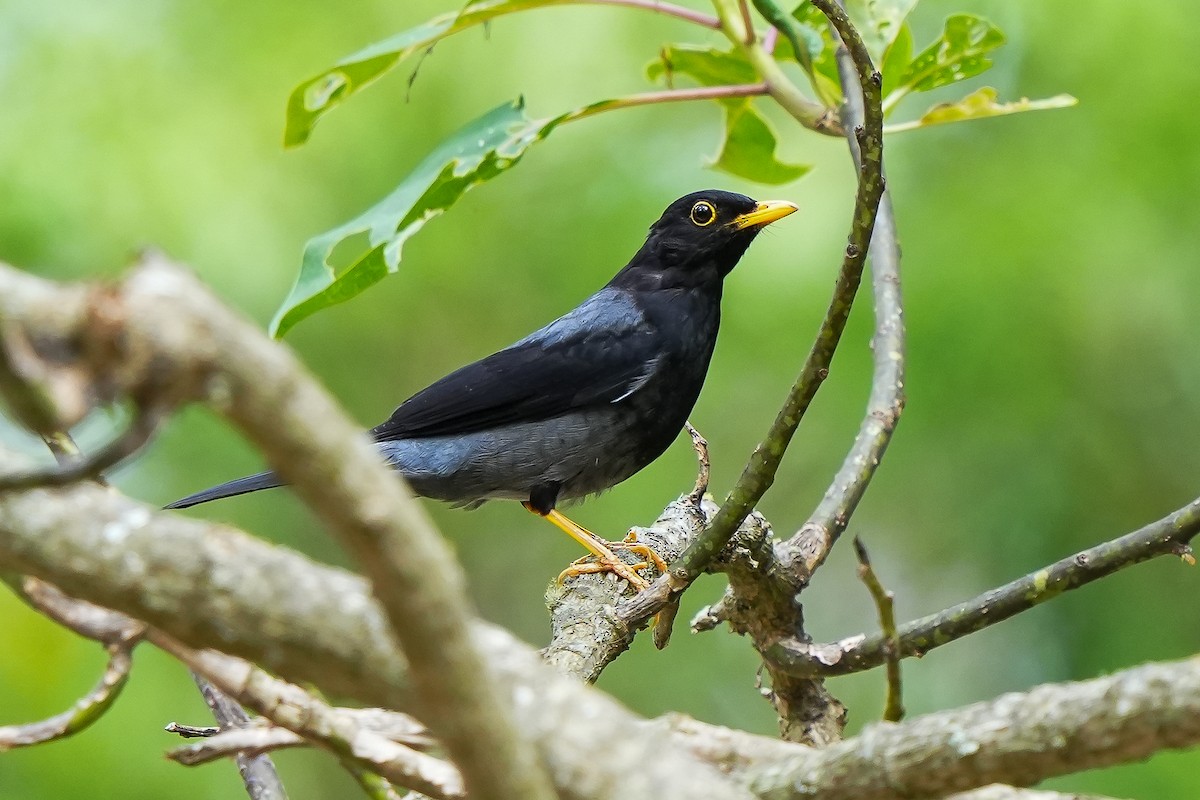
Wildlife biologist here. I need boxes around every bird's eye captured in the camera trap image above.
[690,201,716,227]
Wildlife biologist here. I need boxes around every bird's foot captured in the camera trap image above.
[611,530,669,575]
[555,532,668,592]
[557,557,650,591]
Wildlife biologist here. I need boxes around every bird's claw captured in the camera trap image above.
[558,557,650,591]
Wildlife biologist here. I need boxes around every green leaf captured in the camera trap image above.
[879,21,912,101]
[712,101,811,185]
[883,14,1006,115]
[272,99,569,337]
[886,87,1078,134]
[284,0,570,147]
[843,0,919,63]
[788,3,843,107]
[647,44,757,87]
[646,45,810,187]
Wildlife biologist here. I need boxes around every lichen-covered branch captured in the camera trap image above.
[0,256,554,800]
[769,497,1200,678]
[3,453,1197,797]
[743,655,1200,800]
[0,449,755,800]
[543,495,772,682]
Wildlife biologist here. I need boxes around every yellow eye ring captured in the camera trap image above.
[690,201,716,227]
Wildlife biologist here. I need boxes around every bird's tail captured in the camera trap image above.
[164,471,284,510]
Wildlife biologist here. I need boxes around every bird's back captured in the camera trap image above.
[373,283,722,505]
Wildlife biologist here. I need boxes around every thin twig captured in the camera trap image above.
[559,82,770,125]
[737,0,755,44]
[588,0,721,30]
[714,0,842,135]
[0,407,163,491]
[152,640,464,800]
[770,497,1200,678]
[779,0,900,583]
[166,722,221,738]
[684,421,710,508]
[191,673,290,800]
[617,0,884,627]
[0,642,135,748]
[168,724,305,763]
[852,537,902,722]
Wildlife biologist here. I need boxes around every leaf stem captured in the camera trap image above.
[558,83,770,125]
[711,0,842,135]
[588,0,721,29]
[770,497,1200,678]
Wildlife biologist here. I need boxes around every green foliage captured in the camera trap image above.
[273,99,569,337]
[274,0,1071,334]
[785,2,844,107]
[891,14,1005,98]
[284,0,571,147]
[887,87,1078,134]
[648,45,810,186]
[5,3,1200,798]
[843,0,919,62]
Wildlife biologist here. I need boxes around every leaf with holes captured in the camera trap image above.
[886,87,1078,134]
[883,14,1006,115]
[272,99,572,337]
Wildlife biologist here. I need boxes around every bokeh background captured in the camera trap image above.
[2,0,1198,797]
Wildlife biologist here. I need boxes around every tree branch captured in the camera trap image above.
[852,538,902,721]
[3,455,1197,797]
[0,445,757,800]
[777,0,901,582]
[0,641,135,748]
[0,256,554,800]
[190,673,291,800]
[769,497,1200,678]
[0,407,163,491]
[742,655,1200,800]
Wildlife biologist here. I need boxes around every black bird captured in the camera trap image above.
[167,190,797,587]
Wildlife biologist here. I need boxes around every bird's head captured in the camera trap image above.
[613,190,798,290]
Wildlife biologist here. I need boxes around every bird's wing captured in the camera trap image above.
[370,288,661,441]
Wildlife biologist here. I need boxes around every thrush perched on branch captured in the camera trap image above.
[167,190,797,588]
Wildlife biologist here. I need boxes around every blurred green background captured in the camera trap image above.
[2,0,1198,797]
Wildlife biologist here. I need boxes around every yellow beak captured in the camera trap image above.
[732,200,799,230]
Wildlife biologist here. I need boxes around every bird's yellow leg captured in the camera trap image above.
[523,503,649,591]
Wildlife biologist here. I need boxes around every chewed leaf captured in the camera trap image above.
[646,44,757,88]
[843,0,919,63]
[272,99,569,337]
[886,87,1078,134]
[883,14,1005,115]
[285,0,569,147]
[712,101,811,185]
